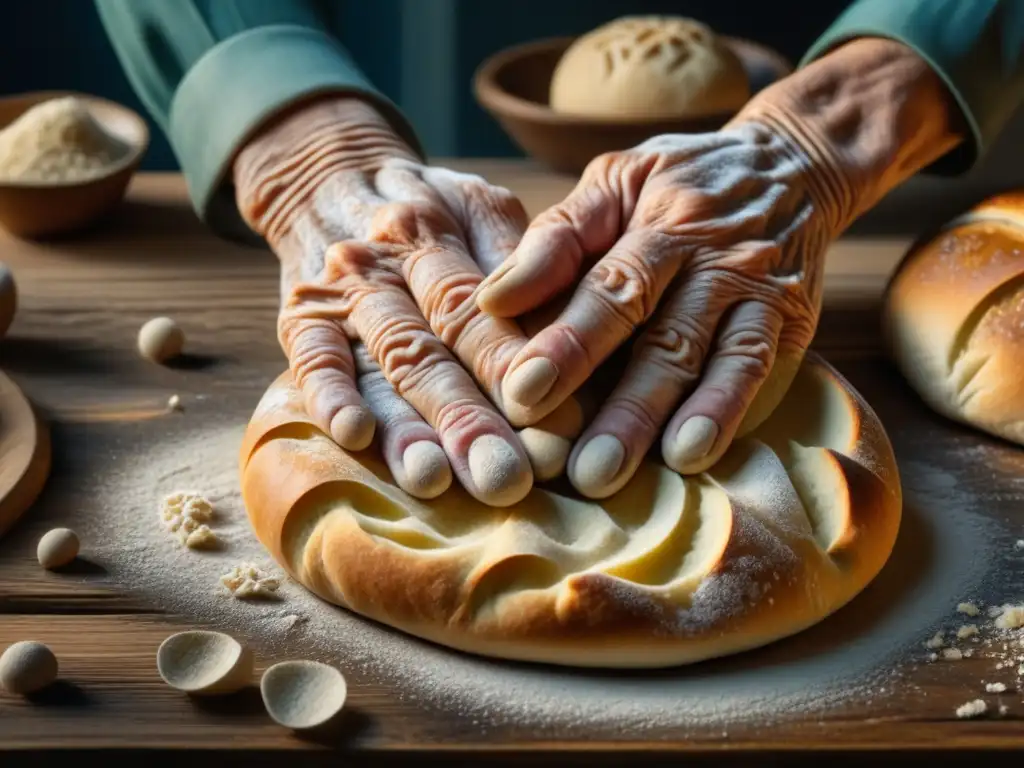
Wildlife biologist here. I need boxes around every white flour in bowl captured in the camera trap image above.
[71,415,999,736]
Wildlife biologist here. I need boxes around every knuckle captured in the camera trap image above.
[286,324,354,386]
[604,392,661,435]
[362,314,447,385]
[638,318,709,381]
[435,398,493,437]
[585,254,658,326]
[370,200,454,247]
[417,269,481,345]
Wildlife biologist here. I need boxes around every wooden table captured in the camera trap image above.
[0,164,1021,764]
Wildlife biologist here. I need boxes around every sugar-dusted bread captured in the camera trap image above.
[883,192,1024,445]
[240,354,901,669]
[549,16,750,120]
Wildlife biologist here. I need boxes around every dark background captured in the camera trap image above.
[3,0,1022,224]
[0,0,844,168]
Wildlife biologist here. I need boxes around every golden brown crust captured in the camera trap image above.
[883,194,1024,445]
[240,353,900,668]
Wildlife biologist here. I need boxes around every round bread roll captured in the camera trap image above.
[240,354,900,669]
[883,192,1024,445]
[549,16,750,120]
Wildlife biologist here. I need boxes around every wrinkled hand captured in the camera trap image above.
[234,97,580,506]
[478,126,829,497]
[478,38,962,499]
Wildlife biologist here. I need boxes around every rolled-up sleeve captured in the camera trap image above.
[802,0,1024,175]
[94,0,422,240]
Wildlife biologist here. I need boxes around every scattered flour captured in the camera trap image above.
[63,419,1000,735]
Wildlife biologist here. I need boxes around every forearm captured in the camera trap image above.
[730,38,963,233]
[94,0,421,241]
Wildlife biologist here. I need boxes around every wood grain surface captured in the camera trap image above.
[0,166,1022,765]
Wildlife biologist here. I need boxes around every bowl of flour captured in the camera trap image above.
[0,91,148,238]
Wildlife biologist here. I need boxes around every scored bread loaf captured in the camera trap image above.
[549,16,750,120]
[884,192,1024,445]
[239,354,901,669]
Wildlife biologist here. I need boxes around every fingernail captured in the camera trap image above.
[665,416,719,470]
[467,434,532,506]
[331,406,376,451]
[518,427,571,481]
[569,434,625,497]
[505,357,557,407]
[401,441,451,499]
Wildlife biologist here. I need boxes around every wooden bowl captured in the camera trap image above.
[474,36,792,176]
[0,91,149,239]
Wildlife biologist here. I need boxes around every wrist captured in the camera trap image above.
[233,94,417,248]
[730,37,964,233]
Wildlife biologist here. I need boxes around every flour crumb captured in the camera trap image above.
[957,602,980,617]
[985,682,1007,693]
[279,613,307,630]
[955,699,988,719]
[168,394,182,411]
[989,605,1005,618]
[941,648,963,661]
[924,631,945,649]
[1000,704,1009,716]
[927,653,939,663]
[957,624,979,640]
[1015,539,1024,550]
[160,491,219,549]
[995,604,1024,629]
[221,563,280,599]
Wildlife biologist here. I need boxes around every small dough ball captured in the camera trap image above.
[0,641,58,694]
[138,317,184,363]
[36,527,80,570]
[0,261,16,339]
[550,16,750,120]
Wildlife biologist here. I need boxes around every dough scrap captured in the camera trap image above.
[239,353,901,669]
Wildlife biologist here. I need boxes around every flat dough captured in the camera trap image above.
[239,353,901,669]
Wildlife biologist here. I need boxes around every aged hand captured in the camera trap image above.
[478,38,963,498]
[233,97,579,506]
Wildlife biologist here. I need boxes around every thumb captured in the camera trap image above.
[476,158,630,318]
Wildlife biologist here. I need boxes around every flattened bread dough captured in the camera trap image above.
[240,353,901,669]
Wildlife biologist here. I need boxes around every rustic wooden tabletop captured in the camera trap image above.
[1,164,1023,765]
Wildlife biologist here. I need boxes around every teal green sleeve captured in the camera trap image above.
[94,0,422,241]
[802,0,1024,175]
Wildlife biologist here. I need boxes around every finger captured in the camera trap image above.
[567,272,734,497]
[419,166,528,275]
[662,300,785,475]
[353,344,452,499]
[475,166,627,317]
[373,166,530,413]
[278,309,376,451]
[332,243,533,506]
[499,229,684,422]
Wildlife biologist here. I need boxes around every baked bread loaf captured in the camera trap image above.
[240,354,901,669]
[549,16,750,120]
[884,192,1024,445]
